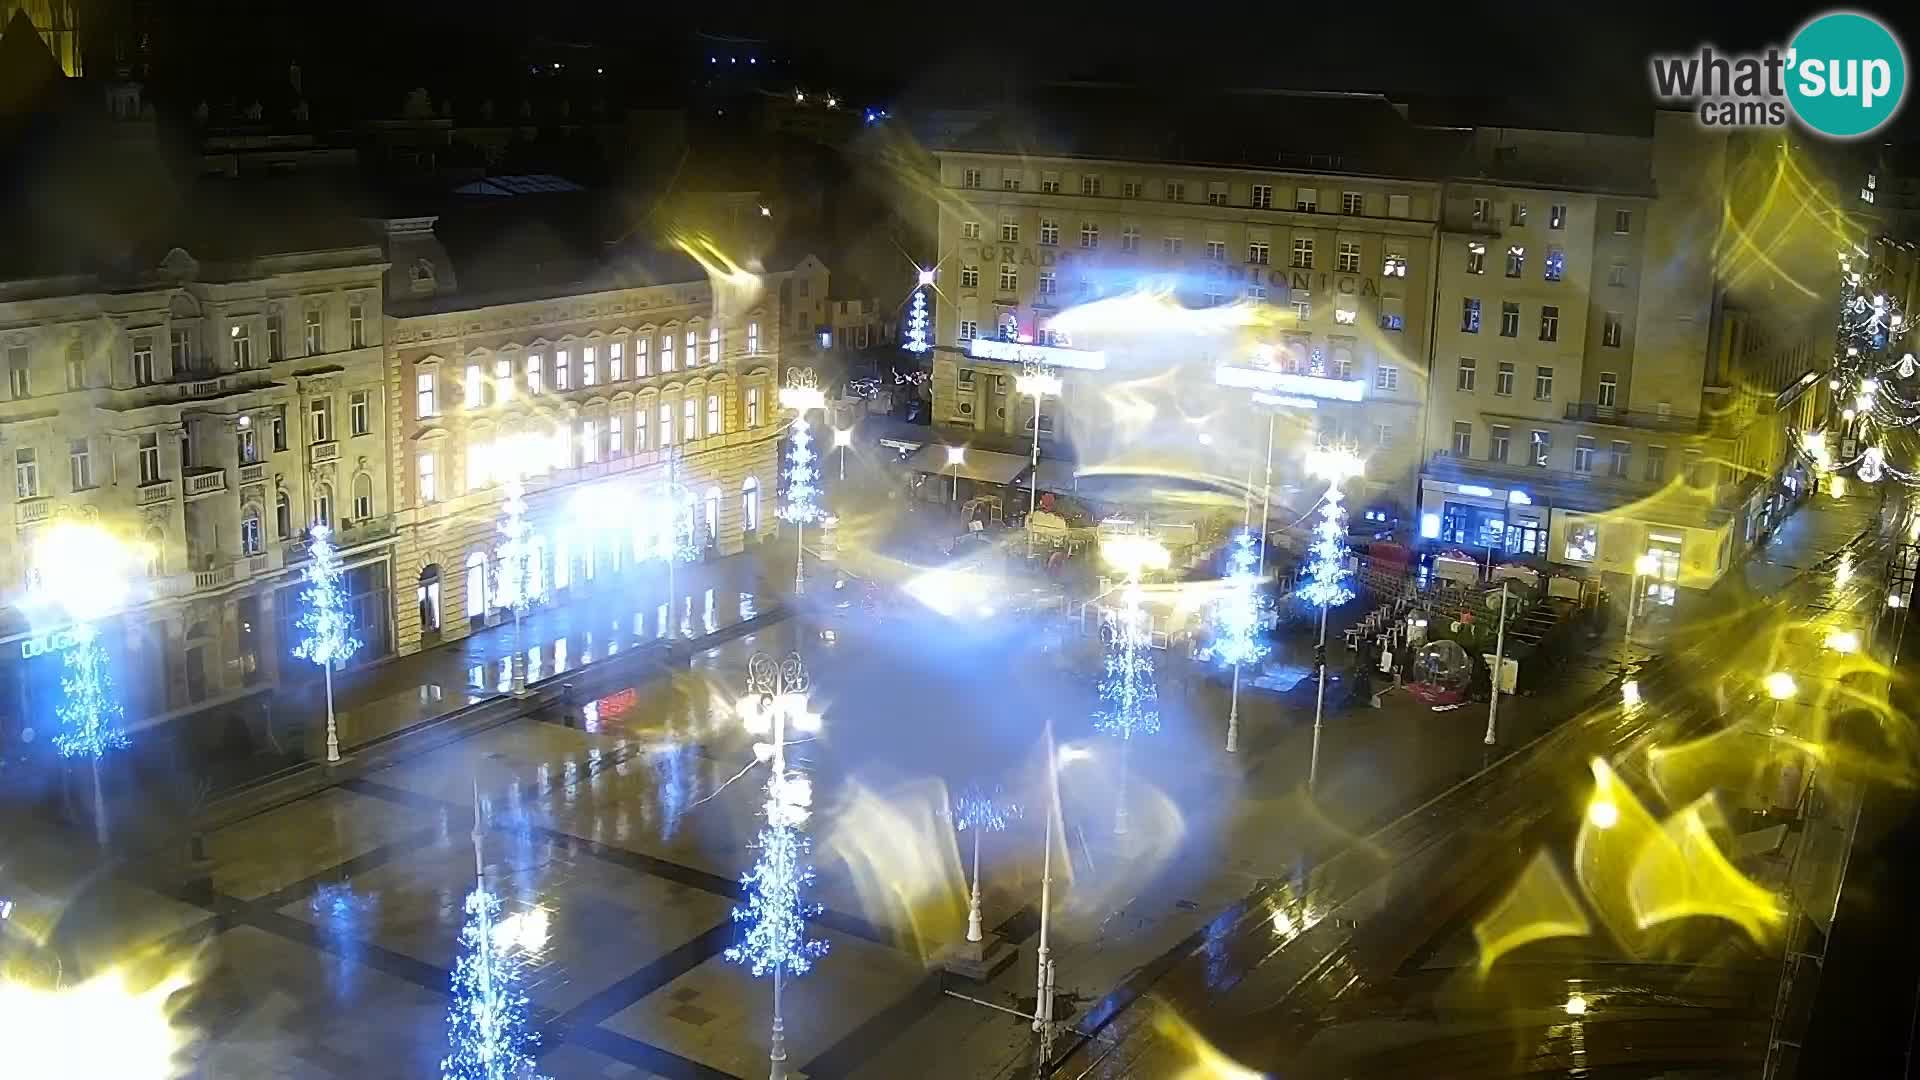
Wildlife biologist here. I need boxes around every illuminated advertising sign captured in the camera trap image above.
[1214,363,1366,402]
[966,338,1109,370]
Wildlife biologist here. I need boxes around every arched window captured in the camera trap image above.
[275,490,292,539]
[465,551,488,620]
[742,476,760,533]
[240,505,263,556]
[418,564,442,633]
[704,486,721,546]
[352,472,374,520]
[144,525,165,576]
[312,483,333,530]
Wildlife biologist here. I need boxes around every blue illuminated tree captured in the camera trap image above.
[780,416,821,528]
[1298,446,1362,792]
[55,624,128,762]
[1203,529,1270,752]
[903,285,930,355]
[293,523,361,763]
[442,803,545,1080]
[1095,585,1159,837]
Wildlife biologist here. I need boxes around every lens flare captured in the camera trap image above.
[1149,1002,1263,1079]
[0,966,192,1079]
[1473,850,1593,976]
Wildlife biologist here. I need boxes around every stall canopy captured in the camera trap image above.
[903,444,1031,486]
[1016,458,1080,494]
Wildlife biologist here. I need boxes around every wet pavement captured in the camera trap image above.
[0,489,1894,1079]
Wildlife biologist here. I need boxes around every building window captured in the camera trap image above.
[417,453,437,502]
[1342,191,1364,215]
[353,473,373,518]
[1003,176,1021,191]
[1337,242,1360,273]
[1294,187,1317,212]
[745,386,761,427]
[1530,430,1551,467]
[1646,445,1667,482]
[1457,357,1477,392]
[707,393,722,435]
[608,341,624,381]
[1001,217,1019,243]
[1549,204,1567,229]
[1207,183,1227,206]
[1496,362,1515,396]
[961,265,980,288]
[957,320,978,342]
[416,370,437,418]
[68,439,91,490]
[742,476,761,532]
[1165,181,1185,201]
[1000,265,1018,292]
[1250,184,1273,209]
[138,434,160,484]
[1248,242,1270,265]
[1163,236,1184,255]
[1123,180,1142,198]
[1466,243,1485,274]
[1565,522,1598,562]
[1388,194,1410,218]
[1038,270,1057,295]
[683,398,698,441]
[554,349,571,389]
[1573,436,1595,473]
[1472,197,1490,221]
[1613,209,1632,234]
[351,390,371,435]
[1598,372,1618,407]
[1490,425,1511,463]
[1608,440,1631,478]
[1248,285,1268,302]
[1079,222,1099,249]
[659,402,674,445]
[272,406,287,451]
[1462,298,1481,333]
[266,314,282,361]
[1451,421,1472,457]
[133,334,156,385]
[962,168,982,189]
[241,508,262,556]
[276,490,291,538]
[348,302,366,348]
[1607,261,1629,288]
[1500,302,1520,337]
[1603,312,1624,347]
[1373,423,1394,447]
[1290,299,1311,320]
[1382,247,1407,277]
[13,448,36,499]
[1539,306,1559,342]
[1544,248,1565,282]
[228,324,252,370]
[169,328,191,372]
[1079,174,1102,196]
[1534,366,1554,400]
[660,334,675,373]
[1291,237,1313,268]
[582,346,598,386]
[310,397,333,442]
[1506,245,1525,277]
[1038,218,1059,246]
[313,484,334,529]
[633,405,650,451]
[1510,201,1528,226]
[1206,241,1226,262]
[7,346,28,398]
[1039,173,1060,194]
[304,308,323,354]
[1375,365,1399,392]
[1121,224,1140,252]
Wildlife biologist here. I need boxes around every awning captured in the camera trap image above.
[903,444,1031,485]
[1016,458,1080,494]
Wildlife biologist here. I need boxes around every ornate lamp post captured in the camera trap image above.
[1014,360,1061,556]
[778,368,826,593]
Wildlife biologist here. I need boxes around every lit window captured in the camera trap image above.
[526,353,543,394]
[1544,248,1565,282]
[708,326,720,364]
[1549,204,1567,229]
[1564,523,1598,561]
[417,453,437,502]
[707,393,721,435]
[1466,243,1485,274]
[1506,245,1525,277]
[635,407,649,451]
[746,322,759,355]
[746,386,761,427]
[582,346,597,386]
[464,364,483,408]
[555,349,571,389]
[416,370,437,417]
[1461,298,1481,333]
[609,341,623,380]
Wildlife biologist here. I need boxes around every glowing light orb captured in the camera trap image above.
[1587,800,1620,830]
[1565,994,1589,1017]
[0,968,191,1080]
[1764,671,1797,701]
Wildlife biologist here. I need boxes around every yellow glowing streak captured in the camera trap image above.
[1629,796,1785,944]
[1574,757,1665,956]
[1472,850,1593,976]
[1621,680,1641,709]
[1565,993,1589,1017]
[1150,1005,1264,1080]
[0,968,190,1079]
[1765,671,1797,701]
[1825,630,1861,654]
[1271,908,1294,936]
[1587,800,1619,830]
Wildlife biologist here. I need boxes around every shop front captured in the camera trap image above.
[1416,478,1549,558]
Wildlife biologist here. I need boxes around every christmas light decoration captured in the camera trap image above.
[54,624,126,762]
[953,782,1020,942]
[1300,445,1363,793]
[1202,530,1268,668]
[495,476,546,694]
[779,369,827,593]
[441,801,545,1080]
[903,269,933,355]
[1096,535,1164,837]
[1809,246,1920,490]
[293,523,362,763]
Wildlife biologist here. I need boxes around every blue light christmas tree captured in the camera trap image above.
[1298,473,1356,610]
[293,523,362,762]
[779,417,821,527]
[54,624,127,762]
[904,283,930,355]
[1202,530,1269,668]
[1094,592,1160,742]
[441,801,545,1080]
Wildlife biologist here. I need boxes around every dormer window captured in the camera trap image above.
[409,260,436,293]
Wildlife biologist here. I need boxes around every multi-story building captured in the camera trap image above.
[1418,113,1848,607]
[377,206,814,658]
[0,200,394,735]
[925,93,1446,520]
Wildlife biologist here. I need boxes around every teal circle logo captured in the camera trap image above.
[1786,11,1907,138]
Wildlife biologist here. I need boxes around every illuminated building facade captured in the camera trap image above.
[927,93,1445,516]
[380,214,814,658]
[1420,113,1844,603]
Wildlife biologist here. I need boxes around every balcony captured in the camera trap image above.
[238,463,266,485]
[1441,211,1507,237]
[338,514,395,547]
[15,496,52,526]
[1563,402,1712,434]
[310,440,339,465]
[183,467,228,498]
[193,563,236,590]
[137,479,175,505]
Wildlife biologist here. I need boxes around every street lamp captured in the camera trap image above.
[779,368,827,593]
[1033,729,1083,1053]
[1627,552,1659,640]
[729,652,827,1080]
[1015,360,1061,556]
[1483,579,1510,747]
[945,444,966,504]
[832,425,853,482]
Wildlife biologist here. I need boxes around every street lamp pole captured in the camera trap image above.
[1255,411,1277,579]
[779,369,827,595]
[1033,721,1065,1043]
[1626,553,1658,641]
[741,651,820,1080]
[1226,456,1256,754]
[946,445,967,506]
[1302,445,1363,794]
[1483,580,1509,746]
[833,426,853,483]
[1015,361,1061,558]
